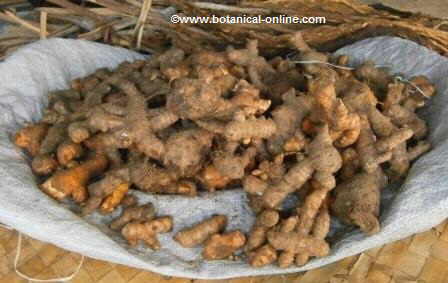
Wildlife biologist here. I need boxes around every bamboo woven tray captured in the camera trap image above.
[1,220,448,283]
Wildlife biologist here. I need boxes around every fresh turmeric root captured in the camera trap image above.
[41,153,108,203]
[198,165,232,192]
[246,209,279,252]
[100,183,130,214]
[110,203,156,230]
[122,216,173,250]
[332,169,387,235]
[31,154,58,176]
[14,123,49,157]
[174,215,227,248]
[202,231,246,260]
[267,231,329,257]
[82,167,129,215]
[262,125,342,209]
[248,244,278,267]
[56,141,84,166]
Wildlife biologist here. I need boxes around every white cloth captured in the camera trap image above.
[0,37,447,279]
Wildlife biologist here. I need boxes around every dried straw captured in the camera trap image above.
[0,0,447,59]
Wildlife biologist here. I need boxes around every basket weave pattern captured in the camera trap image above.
[1,220,448,283]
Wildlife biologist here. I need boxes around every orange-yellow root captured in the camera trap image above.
[40,154,108,203]
[100,183,130,214]
[14,123,49,157]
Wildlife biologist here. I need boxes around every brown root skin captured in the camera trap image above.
[174,215,227,248]
[122,216,173,250]
[82,133,124,170]
[294,202,331,265]
[49,89,81,101]
[71,68,105,93]
[110,203,156,230]
[243,175,268,195]
[341,80,378,114]
[262,125,341,209]
[130,161,183,195]
[99,102,126,116]
[388,142,410,178]
[257,209,280,228]
[331,102,361,148]
[308,75,361,148]
[295,253,310,266]
[148,109,179,132]
[194,65,237,96]
[267,231,329,257]
[384,104,428,139]
[312,201,330,240]
[41,110,63,125]
[278,251,296,268]
[246,225,269,252]
[355,61,392,92]
[213,146,256,180]
[202,231,246,260]
[296,174,335,235]
[245,209,279,253]
[279,216,299,233]
[100,183,130,214]
[403,76,436,111]
[83,133,120,151]
[113,79,165,160]
[356,116,392,173]
[230,80,271,117]
[252,154,285,184]
[163,128,214,177]
[82,167,129,215]
[121,194,137,208]
[224,117,277,142]
[332,170,386,235]
[383,82,406,110]
[167,77,231,120]
[227,40,275,91]
[31,154,59,176]
[289,32,328,75]
[56,141,84,166]
[157,180,198,197]
[14,123,49,157]
[195,119,226,136]
[367,107,396,138]
[198,165,232,192]
[340,148,360,181]
[268,89,312,155]
[189,50,230,68]
[68,121,90,143]
[39,122,68,156]
[248,244,278,267]
[130,158,197,197]
[375,127,413,152]
[87,107,124,132]
[248,194,264,214]
[83,61,145,109]
[41,153,108,203]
